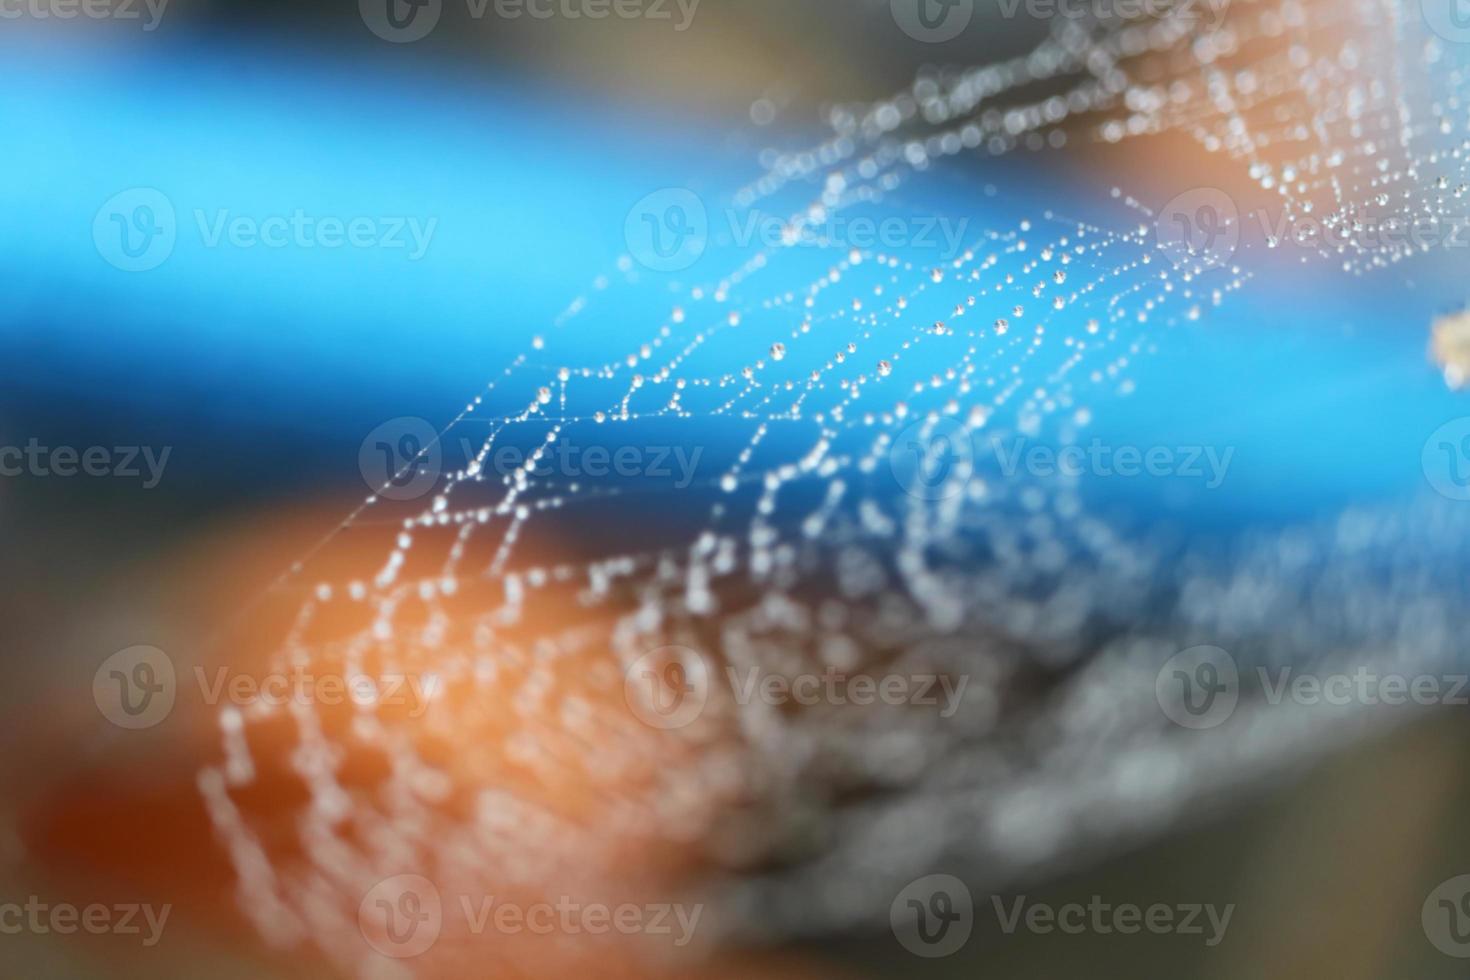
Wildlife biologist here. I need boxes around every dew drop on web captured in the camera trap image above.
[197,3,1470,969]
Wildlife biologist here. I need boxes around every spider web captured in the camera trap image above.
[198,2,1470,975]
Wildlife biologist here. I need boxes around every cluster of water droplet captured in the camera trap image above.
[198,3,1470,975]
